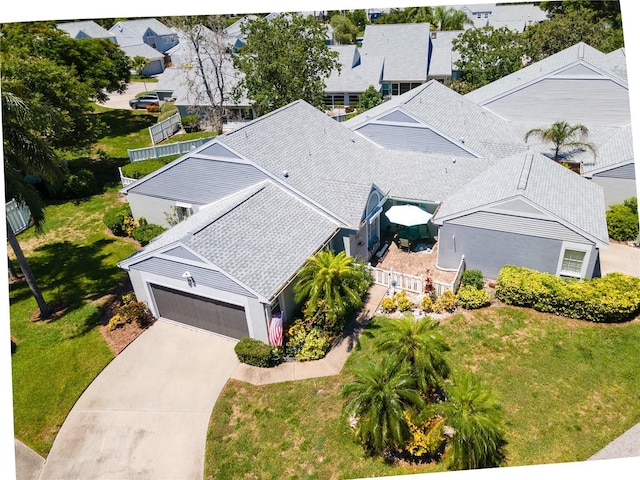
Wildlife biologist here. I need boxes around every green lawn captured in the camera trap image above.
[205,307,640,478]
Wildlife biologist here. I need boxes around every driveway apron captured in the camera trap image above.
[39,321,239,480]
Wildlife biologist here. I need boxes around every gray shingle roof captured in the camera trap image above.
[120,43,164,60]
[361,23,430,82]
[324,45,383,94]
[433,152,609,245]
[112,19,174,37]
[57,21,115,40]
[427,30,463,78]
[465,42,628,105]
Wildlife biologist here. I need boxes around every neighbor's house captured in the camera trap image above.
[120,43,166,76]
[109,18,178,53]
[57,20,117,42]
[454,3,548,31]
[466,42,635,206]
[118,97,608,341]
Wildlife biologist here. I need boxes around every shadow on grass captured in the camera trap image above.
[94,108,157,139]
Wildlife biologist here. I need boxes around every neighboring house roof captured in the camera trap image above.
[122,180,339,301]
[466,42,628,105]
[453,3,548,31]
[603,48,627,81]
[57,20,116,40]
[360,23,431,83]
[579,125,635,177]
[120,43,164,61]
[427,30,463,79]
[324,45,384,94]
[344,80,527,159]
[111,18,174,38]
[433,151,609,246]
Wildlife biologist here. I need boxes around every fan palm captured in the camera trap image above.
[341,355,424,454]
[438,373,507,470]
[374,315,450,398]
[431,6,473,31]
[294,250,364,317]
[524,121,596,161]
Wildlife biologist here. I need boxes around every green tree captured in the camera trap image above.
[341,355,424,455]
[606,198,639,241]
[452,26,526,88]
[437,373,507,470]
[373,316,450,398]
[525,121,596,161]
[430,6,473,31]
[539,0,622,28]
[345,9,368,31]
[523,8,623,62]
[375,6,433,24]
[357,85,383,112]
[293,250,365,319]
[331,14,358,44]
[131,55,150,91]
[2,90,66,318]
[233,13,339,116]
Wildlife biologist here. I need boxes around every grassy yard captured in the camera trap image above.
[205,307,640,478]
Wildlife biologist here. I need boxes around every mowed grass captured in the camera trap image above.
[9,188,138,456]
[205,307,640,478]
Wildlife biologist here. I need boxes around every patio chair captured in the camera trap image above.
[399,237,411,252]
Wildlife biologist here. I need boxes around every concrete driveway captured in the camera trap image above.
[38,321,239,480]
[98,82,151,110]
[599,243,640,277]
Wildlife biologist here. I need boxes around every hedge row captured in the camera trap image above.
[234,337,281,368]
[495,265,640,323]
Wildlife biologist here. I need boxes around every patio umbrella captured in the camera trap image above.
[385,204,432,226]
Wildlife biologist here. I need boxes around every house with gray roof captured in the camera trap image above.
[119,96,608,342]
[57,20,117,42]
[465,42,635,206]
[454,3,548,31]
[120,43,166,75]
[109,18,178,53]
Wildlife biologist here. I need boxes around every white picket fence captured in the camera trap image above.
[367,255,466,296]
[149,112,182,144]
[118,167,137,187]
[127,137,215,162]
[5,199,31,233]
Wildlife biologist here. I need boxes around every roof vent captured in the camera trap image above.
[283,170,289,178]
[460,137,464,143]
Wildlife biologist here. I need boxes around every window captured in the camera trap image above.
[391,83,399,96]
[484,13,489,18]
[557,242,591,278]
[348,94,360,105]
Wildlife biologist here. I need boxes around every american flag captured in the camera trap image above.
[268,312,283,347]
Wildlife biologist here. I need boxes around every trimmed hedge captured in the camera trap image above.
[456,285,491,310]
[461,270,484,290]
[234,337,280,367]
[121,159,169,179]
[495,265,640,323]
[103,203,133,236]
[132,223,166,246]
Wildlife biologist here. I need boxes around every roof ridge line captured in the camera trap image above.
[517,152,534,190]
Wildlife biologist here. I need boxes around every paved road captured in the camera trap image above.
[99,82,150,110]
[38,321,239,480]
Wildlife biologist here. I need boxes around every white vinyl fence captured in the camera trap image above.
[127,137,215,162]
[6,199,31,233]
[149,113,182,144]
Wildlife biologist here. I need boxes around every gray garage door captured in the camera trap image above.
[150,284,249,339]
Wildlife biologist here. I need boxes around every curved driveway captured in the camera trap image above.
[39,321,239,480]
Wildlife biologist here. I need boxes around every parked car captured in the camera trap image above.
[129,94,160,109]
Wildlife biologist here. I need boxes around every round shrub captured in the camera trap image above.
[107,314,127,331]
[181,114,201,133]
[606,201,639,241]
[52,169,100,200]
[395,291,414,312]
[456,285,491,309]
[121,159,168,179]
[420,295,433,313]
[117,300,155,328]
[461,269,484,290]
[132,223,166,246]
[234,337,279,367]
[380,297,396,313]
[296,328,331,361]
[103,204,132,236]
[433,290,456,313]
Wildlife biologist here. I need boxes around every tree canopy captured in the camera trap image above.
[233,13,339,116]
[330,15,358,45]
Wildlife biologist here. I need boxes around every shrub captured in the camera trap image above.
[380,297,397,313]
[420,295,433,313]
[395,291,414,312]
[181,114,201,132]
[433,290,456,313]
[456,285,491,310]
[117,300,155,328]
[59,169,100,199]
[606,198,639,241]
[296,328,331,361]
[460,270,484,290]
[103,203,133,236]
[132,223,166,246]
[121,159,168,179]
[402,411,445,460]
[107,314,127,331]
[234,337,279,367]
[146,104,161,113]
[495,265,640,323]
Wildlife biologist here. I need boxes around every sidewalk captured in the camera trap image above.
[589,422,640,460]
[231,284,388,385]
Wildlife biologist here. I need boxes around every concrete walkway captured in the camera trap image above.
[37,321,239,480]
[599,243,640,277]
[231,284,387,385]
[14,439,44,480]
[589,423,640,460]
[98,82,150,110]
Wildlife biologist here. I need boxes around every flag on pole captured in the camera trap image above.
[268,312,283,347]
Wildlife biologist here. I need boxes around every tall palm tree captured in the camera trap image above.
[524,121,596,161]
[437,373,507,470]
[374,315,450,398]
[3,90,65,318]
[431,6,473,31]
[341,355,424,454]
[294,250,364,317]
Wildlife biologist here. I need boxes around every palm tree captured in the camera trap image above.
[437,373,507,470]
[3,90,65,318]
[131,55,150,91]
[341,355,424,454]
[524,121,596,161]
[431,6,473,31]
[374,315,451,398]
[294,250,364,318]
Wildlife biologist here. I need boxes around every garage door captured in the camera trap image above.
[150,284,249,339]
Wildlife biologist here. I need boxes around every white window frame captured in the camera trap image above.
[556,241,592,279]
